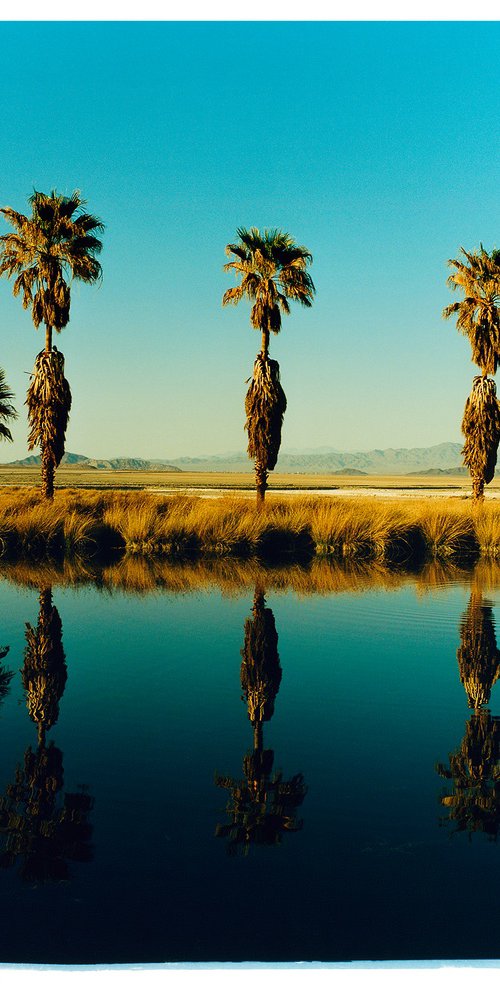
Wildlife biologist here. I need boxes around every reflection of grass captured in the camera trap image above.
[0,488,498,562]
[0,554,493,598]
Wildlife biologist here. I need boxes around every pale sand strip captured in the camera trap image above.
[145,486,500,500]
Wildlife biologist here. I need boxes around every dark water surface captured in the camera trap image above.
[0,565,499,965]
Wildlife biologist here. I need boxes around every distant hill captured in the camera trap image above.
[3,442,466,476]
[83,458,182,472]
[332,467,368,475]
[165,442,464,475]
[7,452,90,467]
[406,466,468,476]
[5,453,181,472]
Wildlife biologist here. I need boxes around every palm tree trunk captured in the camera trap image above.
[37,721,46,747]
[472,475,485,502]
[255,459,267,508]
[253,720,263,751]
[42,323,54,499]
[256,315,270,506]
[41,446,55,499]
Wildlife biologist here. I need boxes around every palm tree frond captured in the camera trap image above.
[0,367,17,442]
[0,189,105,332]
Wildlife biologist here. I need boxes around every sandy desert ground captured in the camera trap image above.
[0,465,498,499]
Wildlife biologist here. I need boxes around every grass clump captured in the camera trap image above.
[409,500,479,560]
[0,488,498,564]
[307,498,416,560]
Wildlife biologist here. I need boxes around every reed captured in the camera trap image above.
[0,488,498,563]
[408,500,478,558]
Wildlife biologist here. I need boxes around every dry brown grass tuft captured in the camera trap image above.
[404,499,478,558]
[0,489,498,566]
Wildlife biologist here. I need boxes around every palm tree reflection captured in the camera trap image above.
[0,588,94,881]
[215,587,307,854]
[437,710,500,839]
[456,591,500,710]
[22,588,68,745]
[437,584,500,838]
[0,645,14,704]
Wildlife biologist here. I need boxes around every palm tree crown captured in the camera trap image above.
[0,189,104,349]
[223,227,315,356]
[0,368,17,443]
[443,246,500,376]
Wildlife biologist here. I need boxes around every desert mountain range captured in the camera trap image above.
[4,442,467,475]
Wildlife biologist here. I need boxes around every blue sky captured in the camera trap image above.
[0,20,499,462]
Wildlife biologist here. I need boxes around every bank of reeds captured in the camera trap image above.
[0,487,500,564]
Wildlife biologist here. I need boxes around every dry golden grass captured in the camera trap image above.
[0,488,498,565]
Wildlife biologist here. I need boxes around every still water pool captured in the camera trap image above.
[0,563,499,964]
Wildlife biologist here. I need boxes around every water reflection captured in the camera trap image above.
[456,592,500,710]
[437,580,500,838]
[215,587,307,854]
[1,554,483,598]
[23,588,68,745]
[0,587,94,882]
[436,711,500,839]
[0,645,14,705]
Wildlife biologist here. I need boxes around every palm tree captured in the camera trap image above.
[0,190,104,498]
[443,246,500,500]
[0,367,17,443]
[223,227,315,506]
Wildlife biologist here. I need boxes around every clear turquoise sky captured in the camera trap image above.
[0,20,499,462]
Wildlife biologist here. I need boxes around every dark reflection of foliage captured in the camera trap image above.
[0,743,94,882]
[436,711,500,840]
[457,592,500,709]
[0,588,94,883]
[240,588,282,733]
[0,645,14,704]
[22,588,67,744]
[215,589,307,855]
